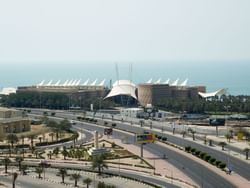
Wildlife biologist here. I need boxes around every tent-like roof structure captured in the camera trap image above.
[104,80,137,100]
[198,88,227,98]
[0,87,16,95]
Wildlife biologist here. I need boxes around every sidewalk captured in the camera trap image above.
[103,135,198,188]
[155,141,250,188]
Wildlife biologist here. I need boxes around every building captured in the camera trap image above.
[137,83,206,106]
[120,108,144,118]
[0,107,30,138]
[17,79,109,106]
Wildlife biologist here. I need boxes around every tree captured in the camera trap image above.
[92,154,108,175]
[181,131,186,138]
[83,178,92,188]
[2,157,11,173]
[35,167,43,179]
[60,119,72,131]
[70,173,81,187]
[225,134,232,143]
[15,156,23,171]
[188,128,196,141]
[243,148,250,160]
[53,147,60,157]
[47,151,52,159]
[97,182,106,188]
[20,135,25,157]
[7,134,19,149]
[218,142,227,151]
[58,168,67,183]
[12,172,18,188]
[61,147,68,160]
[20,164,28,175]
[49,132,55,142]
[28,135,36,150]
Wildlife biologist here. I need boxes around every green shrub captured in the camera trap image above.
[195,150,201,156]
[162,137,167,142]
[185,146,191,152]
[219,163,226,169]
[205,155,211,161]
[199,152,207,159]
[191,148,196,154]
[215,161,222,167]
[209,158,216,164]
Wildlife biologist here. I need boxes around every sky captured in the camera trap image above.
[0,1,250,95]
[0,0,250,63]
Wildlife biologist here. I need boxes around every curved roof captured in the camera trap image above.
[198,88,227,98]
[0,87,16,95]
[104,80,137,100]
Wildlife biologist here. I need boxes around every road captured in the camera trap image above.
[29,109,239,187]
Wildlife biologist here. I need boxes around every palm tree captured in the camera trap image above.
[83,178,92,188]
[28,135,36,151]
[70,173,81,187]
[49,132,55,142]
[7,134,19,149]
[218,142,227,151]
[61,147,68,160]
[53,147,60,157]
[12,172,18,188]
[20,164,28,175]
[181,131,186,138]
[47,151,52,159]
[243,148,250,160]
[188,128,196,141]
[38,137,42,144]
[225,134,232,143]
[2,158,11,173]
[15,156,23,171]
[35,167,43,179]
[58,168,67,183]
[20,135,25,157]
[92,154,108,175]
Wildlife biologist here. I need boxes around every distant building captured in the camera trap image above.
[120,108,144,118]
[17,79,109,103]
[137,83,206,106]
[0,107,30,138]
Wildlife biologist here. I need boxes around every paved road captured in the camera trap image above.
[29,109,238,187]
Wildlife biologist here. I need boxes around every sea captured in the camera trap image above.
[0,62,249,96]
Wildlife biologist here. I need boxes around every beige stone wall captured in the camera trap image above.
[0,119,30,138]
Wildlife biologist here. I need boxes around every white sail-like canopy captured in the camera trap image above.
[90,79,98,86]
[82,79,89,86]
[0,87,16,95]
[98,79,106,86]
[67,79,73,86]
[46,80,53,86]
[63,80,69,86]
[37,80,45,86]
[171,78,179,86]
[164,79,170,84]
[155,78,161,84]
[76,79,81,86]
[147,78,153,84]
[198,89,227,98]
[180,79,188,86]
[72,79,77,86]
[54,80,60,86]
[104,80,137,100]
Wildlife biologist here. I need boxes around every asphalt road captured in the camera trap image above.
[29,109,240,187]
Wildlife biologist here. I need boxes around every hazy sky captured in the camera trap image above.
[0,0,250,63]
